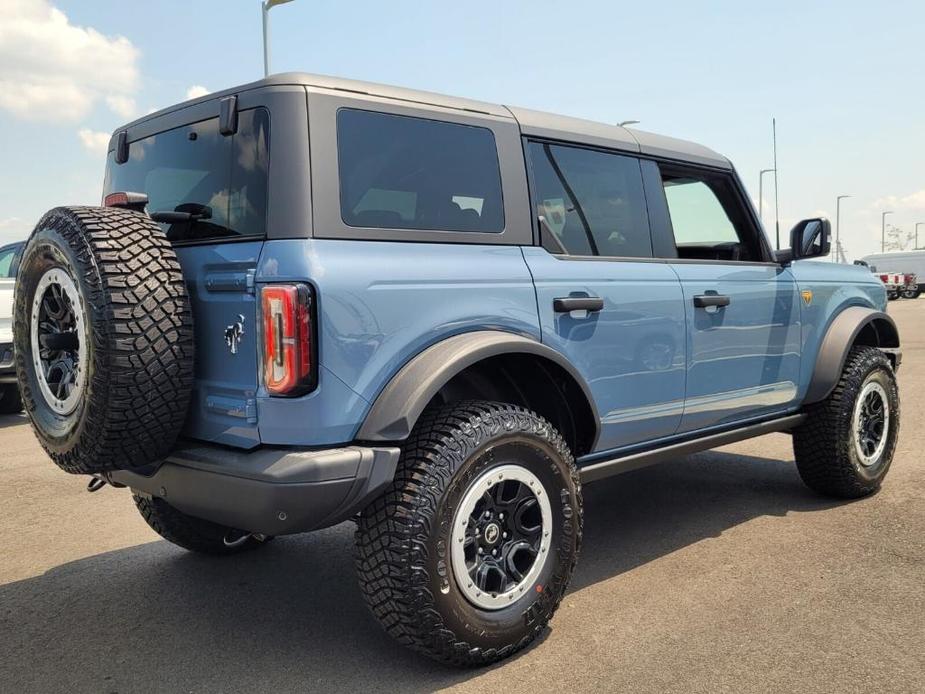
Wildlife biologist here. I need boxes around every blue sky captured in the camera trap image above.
[1,0,923,258]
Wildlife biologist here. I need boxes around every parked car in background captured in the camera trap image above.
[862,250,925,298]
[0,240,25,413]
[12,73,902,666]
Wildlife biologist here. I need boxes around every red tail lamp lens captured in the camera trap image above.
[261,284,314,395]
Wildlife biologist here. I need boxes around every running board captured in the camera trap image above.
[578,413,807,484]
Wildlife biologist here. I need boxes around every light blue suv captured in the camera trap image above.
[13,73,900,666]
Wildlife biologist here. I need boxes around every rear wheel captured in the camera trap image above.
[902,288,920,299]
[793,346,899,498]
[133,494,273,555]
[355,401,582,667]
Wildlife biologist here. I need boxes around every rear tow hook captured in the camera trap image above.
[87,476,107,493]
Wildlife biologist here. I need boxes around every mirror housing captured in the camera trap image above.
[775,217,831,264]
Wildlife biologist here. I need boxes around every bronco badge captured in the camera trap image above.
[224,314,245,354]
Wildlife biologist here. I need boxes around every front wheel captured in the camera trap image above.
[793,346,899,498]
[355,401,582,667]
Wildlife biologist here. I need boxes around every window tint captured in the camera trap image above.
[660,169,759,262]
[104,108,270,243]
[337,109,504,233]
[527,141,651,257]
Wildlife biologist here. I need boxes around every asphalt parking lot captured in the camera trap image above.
[1,300,923,694]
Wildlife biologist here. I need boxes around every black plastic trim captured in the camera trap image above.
[804,308,900,404]
[355,330,600,447]
[579,413,806,483]
[109,443,401,535]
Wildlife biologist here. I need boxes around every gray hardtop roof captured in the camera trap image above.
[119,72,730,169]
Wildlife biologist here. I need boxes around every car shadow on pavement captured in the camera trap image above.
[0,413,28,430]
[0,449,847,693]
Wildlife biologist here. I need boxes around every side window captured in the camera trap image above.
[659,168,761,262]
[104,108,270,243]
[337,109,504,233]
[527,141,651,258]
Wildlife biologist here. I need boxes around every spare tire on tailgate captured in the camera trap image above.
[14,206,194,474]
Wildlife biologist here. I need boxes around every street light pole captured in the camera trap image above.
[916,222,924,250]
[835,195,851,262]
[882,211,893,253]
[759,168,775,224]
[772,118,780,250]
[262,0,295,77]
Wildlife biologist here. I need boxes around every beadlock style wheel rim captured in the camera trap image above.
[30,268,87,415]
[852,381,889,467]
[451,463,553,611]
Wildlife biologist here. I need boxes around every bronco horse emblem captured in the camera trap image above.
[224,314,245,355]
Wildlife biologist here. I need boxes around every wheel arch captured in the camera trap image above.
[804,307,900,404]
[355,331,600,456]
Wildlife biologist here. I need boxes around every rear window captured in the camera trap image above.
[103,108,269,243]
[336,109,504,233]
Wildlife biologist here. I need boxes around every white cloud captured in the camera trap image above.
[873,189,925,212]
[77,128,110,155]
[105,94,137,119]
[186,85,210,100]
[0,0,139,123]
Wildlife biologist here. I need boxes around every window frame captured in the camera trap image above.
[645,160,777,266]
[523,137,657,261]
[308,88,532,246]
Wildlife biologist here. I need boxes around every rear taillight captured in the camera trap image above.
[261,284,316,396]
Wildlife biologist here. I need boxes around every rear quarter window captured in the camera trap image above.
[336,109,504,233]
[103,108,269,244]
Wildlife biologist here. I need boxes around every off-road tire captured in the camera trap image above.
[0,384,23,414]
[793,346,899,498]
[355,401,582,667]
[14,207,194,475]
[133,494,272,555]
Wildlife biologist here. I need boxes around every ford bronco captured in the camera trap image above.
[13,73,900,666]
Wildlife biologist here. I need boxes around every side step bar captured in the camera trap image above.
[579,413,807,484]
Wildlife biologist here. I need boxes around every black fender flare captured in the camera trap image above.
[804,307,900,404]
[355,330,600,445]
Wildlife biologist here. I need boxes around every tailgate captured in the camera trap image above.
[176,242,263,448]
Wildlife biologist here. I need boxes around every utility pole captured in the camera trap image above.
[835,195,851,262]
[772,118,780,250]
[262,0,295,77]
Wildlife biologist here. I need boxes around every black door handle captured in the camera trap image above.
[553,296,604,313]
[693,294,731,308]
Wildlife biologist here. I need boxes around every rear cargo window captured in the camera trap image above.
[103,108,269,243]
[337,109,504,233]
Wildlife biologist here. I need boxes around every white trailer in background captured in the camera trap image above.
[860,251,925,297]
[860,251,925,284]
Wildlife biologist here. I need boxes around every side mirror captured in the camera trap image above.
[776,217,831,263]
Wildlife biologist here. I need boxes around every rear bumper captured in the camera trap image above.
[108,442,401,536]
[0,342,15,383]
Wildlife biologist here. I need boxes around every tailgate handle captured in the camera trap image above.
[204,270,256,294]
